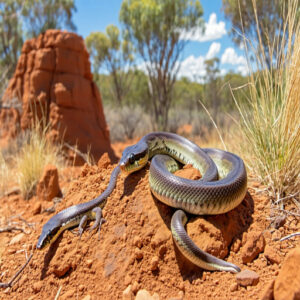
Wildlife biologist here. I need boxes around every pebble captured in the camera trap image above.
[135,289,160,300]
[9,233,25,245]
[150,256,159,271]
[122,285,133,300]
[236,269,260,287]
[135,248,144,260]
[264,244,281,264]
[230,283,238,292]
[240,231,265,263]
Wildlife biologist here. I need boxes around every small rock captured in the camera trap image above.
[264,244,281,264]
[52,262,72,277]
[124,274,132,286]
[9,233,25,245]
[150,229,170,249]
[32,281,43,293]
[135,289,160,300]
[158,245,167,258]
[78,285,85,292]
[150,256,159,271]
[133,236,143,249]
[236,269,260,287]
[82,296,91,300]
[241,231,265,263]
[86,259,93,268]
[32,202,42,215]
[260,280,274,300]
[135,248,143,260]
[230,283,238,292]
[36,164,60,201]
[274,247,300,300]
[123,285,133,300]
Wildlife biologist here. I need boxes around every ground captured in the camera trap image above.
[0,142,299,300]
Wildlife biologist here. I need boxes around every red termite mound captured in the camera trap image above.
[0,29,116,163]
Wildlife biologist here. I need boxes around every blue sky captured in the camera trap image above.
[73,0,248,81]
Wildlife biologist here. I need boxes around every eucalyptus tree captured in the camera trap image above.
[120,0,204,130]
[86,25,134,106]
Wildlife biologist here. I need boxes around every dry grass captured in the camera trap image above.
[16,121,64,199]
[232,0,300,205]
[0,151,11,196]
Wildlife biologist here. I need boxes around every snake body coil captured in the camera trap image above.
[120,132,247,272]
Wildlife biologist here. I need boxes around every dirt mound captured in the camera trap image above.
[0,29,116,162]
[0,154,299,299]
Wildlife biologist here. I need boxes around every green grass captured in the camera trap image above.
[233,0,300,205]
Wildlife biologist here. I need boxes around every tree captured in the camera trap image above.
[0,0,76,80]
[86,25,134,106]
[23,0,76,38]
[222,0,300,68]
[204,57,221,120]
[0,0,23,79]
[120,0,204,130]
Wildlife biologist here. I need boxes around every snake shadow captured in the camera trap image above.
[152,190,254,281]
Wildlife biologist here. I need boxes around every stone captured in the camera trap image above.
[123,285,133,300]
[264,244,281,264]
[274,247,300,300]
[150,256,159,271]
[135,289,160,300]
[236,269,260,287]
[241,231,265,263]
[1,29,116,163]
[9,233,25,245]
[36,164,60,201]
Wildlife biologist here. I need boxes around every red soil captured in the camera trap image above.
[0,146,299,299]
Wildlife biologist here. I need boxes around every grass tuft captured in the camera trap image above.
[16,120,63,199]
[233,0,300,204]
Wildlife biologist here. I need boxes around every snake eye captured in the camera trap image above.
[129,153,135,164]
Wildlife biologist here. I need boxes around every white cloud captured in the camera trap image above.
[221,47,249,75]
[221,47,247,65]
[206,42,221,60]
[177,55,206,81]
[181,13,226,42]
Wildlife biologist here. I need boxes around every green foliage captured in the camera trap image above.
[0,0,76,79]
[23,0,76,38]
[222,0,300,67]
[120,0,204,130]
[86,25,134,105]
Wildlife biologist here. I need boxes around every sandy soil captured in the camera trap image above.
[0,144,299,300]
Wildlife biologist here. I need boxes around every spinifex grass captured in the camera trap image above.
[16,120,63,199]
[233,0,300,205]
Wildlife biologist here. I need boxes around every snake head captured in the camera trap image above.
[120,143,149,174]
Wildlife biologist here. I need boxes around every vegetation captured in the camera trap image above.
[233,0,300,205]
[15,120,64,199]
[86,25,134,105]
[0,0,76,80]
[222,0,300,68]
[120,0,204,130]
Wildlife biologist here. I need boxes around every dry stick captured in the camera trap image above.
[54,285,62,300]
[0,226,26,233]
[280,232,300,242]
[0,253,33,288]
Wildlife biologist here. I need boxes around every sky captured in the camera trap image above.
[73,0,248,81]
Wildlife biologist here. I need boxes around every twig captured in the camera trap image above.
[274,192,300,204]
[280,232,300,241]
[0,253,33,288]
[0,226,26,233]
[54,285,62,300]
